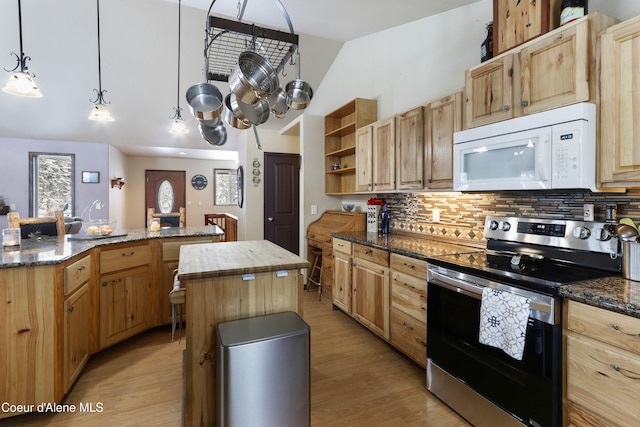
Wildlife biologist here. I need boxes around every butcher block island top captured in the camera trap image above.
[178,240,310,427]
[177,239,310,279]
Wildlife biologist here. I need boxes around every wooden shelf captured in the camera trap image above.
[325,123,356,138]
[326,146,356,158]
[326,167,356,175]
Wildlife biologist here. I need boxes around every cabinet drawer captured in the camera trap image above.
[163,239,212,261]
[100,243,152,274]
[333,238,352,255]
[567,300,640,355]
[391,270,427,322]
[390,253,427,278]
[567,334,640,426]
[390,307,426,367]
[353,243,389,267]
[64,254,92,295]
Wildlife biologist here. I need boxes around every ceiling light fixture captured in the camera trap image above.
[169,0,188,135]
[88,0,113,122]
[2,0,42,98]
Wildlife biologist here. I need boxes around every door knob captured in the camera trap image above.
[268,217,274,221]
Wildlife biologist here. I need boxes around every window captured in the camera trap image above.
[214,168,238,206]
[30,152,75,217]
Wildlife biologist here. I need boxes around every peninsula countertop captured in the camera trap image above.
[0,225,224,269]
[178,240,310,280]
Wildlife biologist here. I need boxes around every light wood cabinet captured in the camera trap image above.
[395,106,424,190]
[464,13,616,130]
[565,300,640,426]
[355,125,373,192]
[372,117,396,192]
[332,238,352,314]
[63,282,90,393]
[493,0,560,56]
[352,244,390,340]
[98,242,152,349]
[600,15,640,188]
[389,253,427,367]
[324,98,377,195]
[424,91,462,190]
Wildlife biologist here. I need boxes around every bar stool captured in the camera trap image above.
[307,248,322,300]
[169,270,186,342]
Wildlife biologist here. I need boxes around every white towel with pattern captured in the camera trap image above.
[479,287,531,361]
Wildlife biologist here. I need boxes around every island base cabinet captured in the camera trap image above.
[0,266,58,420]
[99,265,150,349]
[185,270,301,427]
[64,282,91,393]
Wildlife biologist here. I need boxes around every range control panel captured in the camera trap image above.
[484,216,618,254]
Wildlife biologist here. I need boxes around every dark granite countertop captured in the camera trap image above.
[0,225,224,269]
[333,231,640,320]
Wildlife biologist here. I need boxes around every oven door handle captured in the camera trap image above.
[429,269,483,300]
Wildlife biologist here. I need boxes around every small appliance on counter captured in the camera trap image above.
[366,198,384,234]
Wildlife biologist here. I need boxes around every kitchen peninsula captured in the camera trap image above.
[0,225,223,421]
[178,240,310,427]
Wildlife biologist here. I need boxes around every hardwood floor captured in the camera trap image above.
[2,291,468,426]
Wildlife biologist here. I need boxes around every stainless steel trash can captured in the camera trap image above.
[216,311,310,427]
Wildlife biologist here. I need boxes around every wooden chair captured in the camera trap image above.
[147,207,185,228]
[7,210,66,238]
[204,213,238,241]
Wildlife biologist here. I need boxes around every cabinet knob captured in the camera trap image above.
[68,306,74,312]
[521,100,529,107]
[101,281,108,287]
[502,105,510,112]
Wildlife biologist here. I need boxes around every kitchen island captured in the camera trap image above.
[178,240,310,427]
[0,225,223,421]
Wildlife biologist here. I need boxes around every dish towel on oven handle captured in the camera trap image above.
[479,287,531,361]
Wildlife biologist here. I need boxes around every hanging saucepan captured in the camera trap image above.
[186,83,223,121]
[286,49,313,110]
[268,87,289,119]
[223,94,251,130]
[199,122,227,146]
[237,97,270,126]
[228,51,279,105]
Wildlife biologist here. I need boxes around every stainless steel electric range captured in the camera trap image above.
[426,216,621,427]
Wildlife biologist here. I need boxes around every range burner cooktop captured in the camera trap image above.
[429,216,622,294]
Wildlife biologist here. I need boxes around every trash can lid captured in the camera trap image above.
[216,311,310,347]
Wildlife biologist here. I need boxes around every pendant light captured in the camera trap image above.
[2,0,42,98]
[169,0,188,134]
[88,0,113,122]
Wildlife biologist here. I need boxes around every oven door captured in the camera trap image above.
[426,266,561,427]
[453,126,552,191]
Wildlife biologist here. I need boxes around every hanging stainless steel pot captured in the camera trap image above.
[237,97,270,125]
[186,83,223,121]
[199,122,227,146]
[286,49,313,110]
[229,51,279,104]
[268,87,289,119]
[223,94,251,130]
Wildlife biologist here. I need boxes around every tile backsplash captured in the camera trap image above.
[378,190,640,246]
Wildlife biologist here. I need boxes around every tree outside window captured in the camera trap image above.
[214,168,238,206]
[30,153,75,217]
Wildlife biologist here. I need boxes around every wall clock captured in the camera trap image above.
[191,174,208,190]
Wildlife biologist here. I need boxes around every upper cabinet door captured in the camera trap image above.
[520,19,590,115]
[355,125,374,192]
[464,53,515,129]
[373,117,396,192]
[395,107,424,190]
[425,91,462,190]
[600,15,640,187]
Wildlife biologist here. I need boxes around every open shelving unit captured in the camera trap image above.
[324,98,377,195]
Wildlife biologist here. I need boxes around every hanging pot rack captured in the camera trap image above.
[204,0,299,83]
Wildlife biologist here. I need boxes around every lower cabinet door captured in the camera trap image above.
[64,282,91,392]
[99,265,150,349]
[352,258,389,339]
[390,307,427,367]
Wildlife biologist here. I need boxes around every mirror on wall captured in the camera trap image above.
[29,152,75,217]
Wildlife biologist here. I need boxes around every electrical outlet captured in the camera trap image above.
[10,204,16,211]
[433,208,441,223]
[311,205,318,215]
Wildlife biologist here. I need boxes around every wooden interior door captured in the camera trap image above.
[145,170,186,227]
[264,153,300,255]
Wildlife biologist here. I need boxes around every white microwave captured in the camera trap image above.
[453,103,596,191]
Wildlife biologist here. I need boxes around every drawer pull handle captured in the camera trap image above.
[402,322,414,331]
[403,262,415,269]
[402,282,415,290]
[610,364,640,380]
[610,323,640,337]
[121,252,136,257]
[365,250,374,256]
[77,265,86,272]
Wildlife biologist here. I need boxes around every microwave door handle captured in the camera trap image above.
[537,138,550,182]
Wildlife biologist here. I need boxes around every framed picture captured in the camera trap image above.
[82,171,100,183]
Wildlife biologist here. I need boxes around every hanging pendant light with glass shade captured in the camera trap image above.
[88,0,113,122]
[3,0,42,98]
[169,0,188,135]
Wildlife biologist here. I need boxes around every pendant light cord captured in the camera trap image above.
[97,0,103,94]
[17,0,24,60]
[176,0,182,109]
